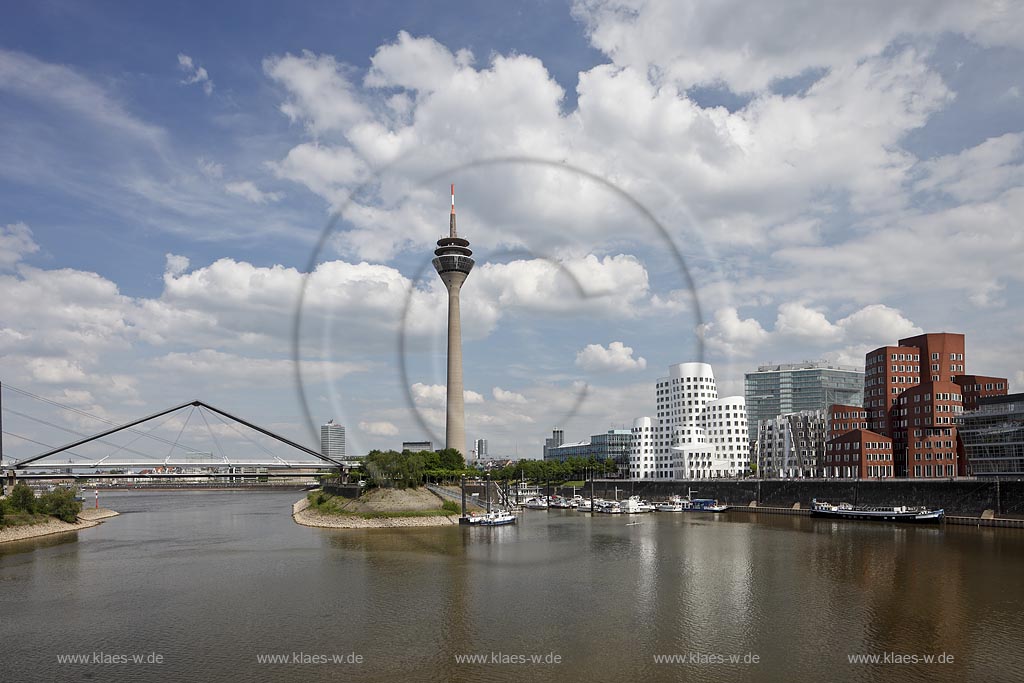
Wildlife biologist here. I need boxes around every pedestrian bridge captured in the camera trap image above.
[3,395,350,476]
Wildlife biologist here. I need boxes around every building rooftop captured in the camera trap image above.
[753,360,862,373]
[976,393,1024,408]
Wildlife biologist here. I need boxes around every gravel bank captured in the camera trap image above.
[0,508,119,545]
[292,496,460,529]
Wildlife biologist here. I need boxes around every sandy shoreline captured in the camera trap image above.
[0,508,120,545]
[292,497,460,529]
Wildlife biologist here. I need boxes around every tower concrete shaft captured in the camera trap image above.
[432,184,473,456]
[441,270,467,456]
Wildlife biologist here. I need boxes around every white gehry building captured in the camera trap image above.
[630,362,749,480]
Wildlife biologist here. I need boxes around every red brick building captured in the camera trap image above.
[953,375,1009,412]
[829,404,868,441]
[902,380,966,477]
[857,332,1007,477]
[824,429,894,478]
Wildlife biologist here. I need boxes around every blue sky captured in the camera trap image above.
[2,1,1023,464]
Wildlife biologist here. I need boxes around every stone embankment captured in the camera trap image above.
[0,508,119,544]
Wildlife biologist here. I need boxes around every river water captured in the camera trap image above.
[2,490,1022,683]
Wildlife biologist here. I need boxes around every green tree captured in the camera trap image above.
[437,448,464,471]
[39,486,81,523]
[8,482,36,514]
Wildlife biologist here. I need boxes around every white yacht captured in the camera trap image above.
[594,499,622,514]
[523,497,549,510]
[655,496,684,512]
[620,495,652,513]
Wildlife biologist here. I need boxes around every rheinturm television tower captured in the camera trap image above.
[432,184,474,456]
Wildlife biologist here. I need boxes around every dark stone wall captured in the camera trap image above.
[551,479,1024,517]
[323,482,363,499]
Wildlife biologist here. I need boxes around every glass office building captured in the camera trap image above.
[960,394,1024,476]
[543,429,632,477]
[745,361,864,442]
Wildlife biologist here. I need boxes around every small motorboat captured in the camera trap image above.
[594,499,622,514]
[548,495,573,509]
[620,495,653,513]
[478,510,517,526]
[655,496,684,512]
[523,497,549,510]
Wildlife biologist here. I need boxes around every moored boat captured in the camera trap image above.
[681,497,729,512]
[478,510,517,526]
[811,499,944,523]
[549,495,573,509]
[620,495,653,513]
[655,496,684,512]
[523,497,549,510]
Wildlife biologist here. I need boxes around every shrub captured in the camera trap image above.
[40,486,81,523]
[8,483,36,514]
[441,499,459,513]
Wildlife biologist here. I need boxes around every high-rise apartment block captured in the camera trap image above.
[320,420,346,460]
[631,362,748,480]
[474,438,488,460]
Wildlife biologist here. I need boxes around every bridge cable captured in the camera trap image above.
[1,431,92,463]
[1,384,206,454]
[197,406,228,463]
[166,406,195,461]
[205,407,284,463]
[2,406,182,464]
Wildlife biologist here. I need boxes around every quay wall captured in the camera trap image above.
[545,479,1024,518]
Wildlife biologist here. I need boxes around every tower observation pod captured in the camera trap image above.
[432,184,474,456]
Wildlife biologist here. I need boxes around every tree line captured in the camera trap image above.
[488,456,618,483]
[350,450,619,489]
[359,448,468,488]
[1,483,82,524]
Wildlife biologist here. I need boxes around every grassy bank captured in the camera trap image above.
[1,512,52,528]
[307,488,459,519]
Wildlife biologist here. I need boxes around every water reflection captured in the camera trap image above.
[1,491,1022,683]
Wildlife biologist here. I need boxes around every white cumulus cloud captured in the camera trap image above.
[359,420,399,436]
[410,382,485,406]
[492,387,528,404]
[575,341,647,372]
